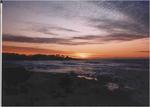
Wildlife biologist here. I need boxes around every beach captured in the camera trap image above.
[2,59,149,106]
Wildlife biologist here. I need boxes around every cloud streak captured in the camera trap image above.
[3,34,71,44]
[3,34,93,45]
[137,51,149,53]
[3,33,149,45]
[26,22,79,36]
[73,33,148,42]
[88,18,149,36]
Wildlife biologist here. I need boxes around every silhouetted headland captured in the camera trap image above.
[2,53,78,60]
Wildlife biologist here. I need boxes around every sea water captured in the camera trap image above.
[3,59,149,105]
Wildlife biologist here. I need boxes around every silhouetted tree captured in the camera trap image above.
[2,53,77,60]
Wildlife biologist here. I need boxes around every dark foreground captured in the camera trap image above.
[3,65,148,106]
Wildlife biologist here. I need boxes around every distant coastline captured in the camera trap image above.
[2,53,149,61]
[2,53,78,60]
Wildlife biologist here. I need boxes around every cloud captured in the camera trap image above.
[73,33,148,42]
[3,34,92,45]
[3,34,70,44]
[102,33,148,41]
[73,35,100,40]
[137,51,149,53]
[86,1,149,37]
[88,18,149,36]
[35,25,79,33]
[26,22,79,36]
[52,26,79,33]
[33,26,59,36]
[91,1,149,29]
[3,1,149,43]
[3,33,148,46]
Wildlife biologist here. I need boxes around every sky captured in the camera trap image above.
[2,1,149,59]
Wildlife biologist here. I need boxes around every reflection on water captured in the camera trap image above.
[77,75,97,80]
[106,82,119,91]
[4,59,148,75]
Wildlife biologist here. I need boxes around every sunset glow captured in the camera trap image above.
[74,53,91,59]
[2,1,149,106]
[2,1,149,59]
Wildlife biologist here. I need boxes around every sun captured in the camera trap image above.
[75,53,90,59]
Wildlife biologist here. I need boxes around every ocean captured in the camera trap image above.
[3,59,149,105]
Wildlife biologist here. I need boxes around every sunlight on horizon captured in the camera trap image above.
[2,1,149,59]
[74,53,91,59]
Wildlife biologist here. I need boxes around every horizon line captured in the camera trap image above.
[2,52,149,60]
